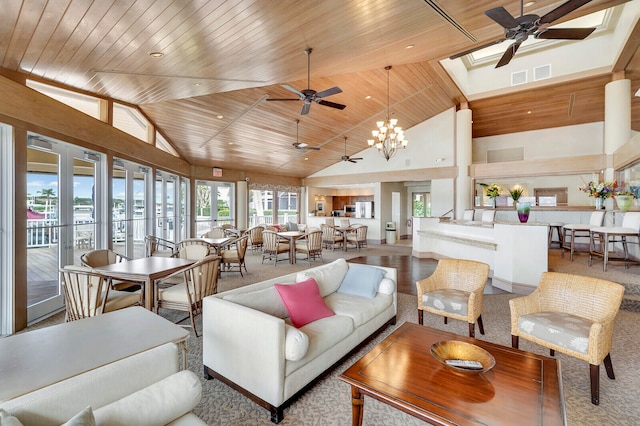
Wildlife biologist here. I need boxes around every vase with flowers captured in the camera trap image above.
[614,191,637,211]
[509,186,524,209]
[483,183,501,208]
[578,180,619,209]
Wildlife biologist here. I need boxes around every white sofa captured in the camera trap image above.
[0,343,206,426]
[202,258,397,423]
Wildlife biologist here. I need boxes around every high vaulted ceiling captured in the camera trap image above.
[1,0,638,178]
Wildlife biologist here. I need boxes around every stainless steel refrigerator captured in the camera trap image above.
[355,201,373,218]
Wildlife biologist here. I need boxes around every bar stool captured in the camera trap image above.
[589,212,640,272]
[548,222,564,248]
[561,211,605,261]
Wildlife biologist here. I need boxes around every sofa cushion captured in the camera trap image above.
[296,258,349,297]
[324,292,394,328]
[422,289,470,316]
[338,264,385,299]
[93,370,201,426]
[284,325,310,361]
[518,312,591,354]
[275,278,334,328]
[61,406,95,426]
[223,286,289,318]
[0,409,23,426]
[285,315,355,375]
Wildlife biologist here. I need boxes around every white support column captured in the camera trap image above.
[236,180,248,230]
[604,77,631,209]
[455,105,473,219]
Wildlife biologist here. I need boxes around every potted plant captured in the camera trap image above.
[578,180,619,209]
[509,186,524,209]
[614,191,637,211]
[483,183,501,208]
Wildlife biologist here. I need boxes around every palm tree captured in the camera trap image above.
[38,188,56,215]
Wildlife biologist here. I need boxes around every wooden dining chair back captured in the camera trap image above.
[416,259,490,338]
[340,218,351,227]
[510,272,624,405]
[60,265,141,322]
[295,230,323,264]
[173,239,211,260]
[261,230,290,265]
[155,255,221,337]
[221,235,249,276]
[321,225,343,251]
[346,225,368,251]
[247,225,265,254]
[202,228,226,239]
[144,235,176,257]
[80,249,138,291]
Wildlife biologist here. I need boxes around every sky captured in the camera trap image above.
[27,173,125,201]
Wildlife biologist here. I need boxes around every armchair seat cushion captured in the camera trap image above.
[422,289,470,316]
[518,312,591,355]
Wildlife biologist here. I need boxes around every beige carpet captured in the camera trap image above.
[27,243,640,425]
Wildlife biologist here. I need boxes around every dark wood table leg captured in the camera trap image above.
[350,386,364,426]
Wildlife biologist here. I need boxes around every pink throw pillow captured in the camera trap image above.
[274,277,334,328]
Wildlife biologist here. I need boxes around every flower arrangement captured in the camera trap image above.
[509,186,524,201]
[577,180,619,199]
[484,183,501,199]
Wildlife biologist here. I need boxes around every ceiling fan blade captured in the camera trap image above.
[301,102,311,115]
[539,0,592,25]
[349,159,357,163]
[495,41,521,68]
[351,157,363,161]
[266,98,300,101]
[315,86,342,98]
[307,146,321,150]
[485,7,520,29]
[317,99,346,110]
[535,27,595,40]
[281,84,305,98]
[449,38,506,60]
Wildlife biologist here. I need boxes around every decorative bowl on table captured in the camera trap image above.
[430,340,496,374]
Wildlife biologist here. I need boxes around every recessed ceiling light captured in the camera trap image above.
[228,142,234,145]
[217,115,224,119]
[365,95,371,100]
[149,52,164,58]
[524,1,536,7]
[304,157,309,160]
[194,83,202,87]
[406,44,415,49]
[527,111,532,114]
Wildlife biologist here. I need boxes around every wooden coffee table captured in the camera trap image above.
[339,322,566,426]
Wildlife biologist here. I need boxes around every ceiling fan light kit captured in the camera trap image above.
[292,119,320,151]
[449,0,597,68]
[367,66,408,161]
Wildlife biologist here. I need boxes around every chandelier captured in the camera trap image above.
[367,65,408,161]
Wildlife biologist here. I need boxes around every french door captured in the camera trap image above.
[113,159,150,259]
[26,134,104,322]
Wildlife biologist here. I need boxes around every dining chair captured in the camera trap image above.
[60,265,141,322]
[295,230,323,264]
[201,228,226,239]
[144,235,176,257]
[221,235,249,276]
[246,225,265,254]
[80,248,139,291]
[154,255,221,337]
[416,259,490,338]
[510,272,624,405]
[262,230,290,265]
[346,225,368,251]
[321,225,343,251]
[340,218,350,227]
[173,239,211,260]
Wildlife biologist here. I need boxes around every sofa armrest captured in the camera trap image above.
[203,296,287,407]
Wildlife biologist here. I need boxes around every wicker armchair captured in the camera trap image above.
[144,235,176,257]
[321,225,343,251]
[295,230,323,264]
[510,272,624,405]
[262,230,290,265]
[80,249,138,291]
[346,225,368,251]
[202,227,226,239]
[221,235,249,276]
[415,259,490,338]
[172,239,211,260]
[247,225,264,254]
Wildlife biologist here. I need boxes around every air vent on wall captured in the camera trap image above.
[487,147,524,163]
[511,70,527,86]
[534,64,551,81]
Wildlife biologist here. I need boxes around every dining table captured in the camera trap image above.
[276,231,305,264]
[199,237,233,255]
[333,226,355,251]
[94,256,195,311]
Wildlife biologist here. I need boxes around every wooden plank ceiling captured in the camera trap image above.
[0,0,636,178]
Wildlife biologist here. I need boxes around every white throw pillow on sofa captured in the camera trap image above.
[284,325,309,361]
[296,258,349,297]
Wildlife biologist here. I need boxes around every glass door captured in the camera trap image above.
[155,171,177,242]
[26,135,103,322]
[113,160,149,259]
[195,181,235,235]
